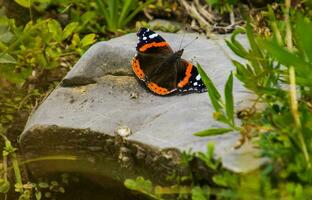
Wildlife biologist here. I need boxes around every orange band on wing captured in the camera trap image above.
[177,63,193,88]
[131,57,145,80]
[147,82,173,95]
[139,42,169,52]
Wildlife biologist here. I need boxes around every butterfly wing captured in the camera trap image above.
[177,59,207,93]
[136,27,173,54]
[132,27,207,95]
[132,28,178,95]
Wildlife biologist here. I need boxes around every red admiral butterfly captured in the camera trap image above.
[131,27,206,95]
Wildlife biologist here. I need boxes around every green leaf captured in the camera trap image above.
[124,177,153,194]
[0,26,14,43]
[80,34,96,47]
[224,72,234,126]
[35,191,42,200]
[194,128,233,137]
[294,16,312,63]
[62,22,79,40]
[15,0,31,8]
[192,186,207,200]
[38,182,49,188]
[197,143,221,170]
[196,63,222,112]
[267,5,283,45]
[48,19,62,42]
[81,11,97,27]
[246,24,264,74]
[213,175,228,187]
[3,150,9,157]
[206,0,219,6]
[260,39,312,77]
[0,179,10,193]
[0,65,25,84]
[0,53,17,64]
[225,27,248,59]
[36,54,47,67]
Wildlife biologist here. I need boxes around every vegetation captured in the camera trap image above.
[125,0,312,199]
[1,0,312,199]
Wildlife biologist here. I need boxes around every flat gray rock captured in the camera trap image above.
[20,31,266,185]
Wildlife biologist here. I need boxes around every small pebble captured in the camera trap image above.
[115,126,132,137]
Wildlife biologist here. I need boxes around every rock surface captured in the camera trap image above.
[20,31,266,186]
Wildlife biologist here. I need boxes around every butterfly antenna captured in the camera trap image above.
[182,36,198,50]
[178,32,186,50]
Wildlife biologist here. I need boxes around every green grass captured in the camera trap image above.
[95,0,154,32]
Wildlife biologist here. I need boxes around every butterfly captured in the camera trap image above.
[131,27,206,95]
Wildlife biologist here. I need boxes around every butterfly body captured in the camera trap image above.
[131,27,206,95]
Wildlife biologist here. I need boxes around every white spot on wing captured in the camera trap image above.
[149,33,158,39]
[143,36,147,40]
[195,74,201,81]
[193,82,198,86]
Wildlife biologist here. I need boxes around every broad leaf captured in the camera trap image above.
[192,186,208,200]
[15,0,30,8]
[124,177,153,194]
[0,26,13,43]
[0,179,10,193]
[0,53,17,64]
[62,22,79,40]
[80,34,96,47]
[48,19,62,42]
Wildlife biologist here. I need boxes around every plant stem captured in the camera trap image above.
[0,135,24,192]
[284,0,310,167]
[289,67,310,168]
[285,0,293,49]
[289,67,300,128]
[11,153,23,187]
[3,154,8,183]
[29,0,33,22]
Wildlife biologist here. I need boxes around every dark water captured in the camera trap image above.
[1,175,148,200]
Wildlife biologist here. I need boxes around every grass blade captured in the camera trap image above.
[118,0,133,27]
[122,0,154,27]
[95,0,110,28]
